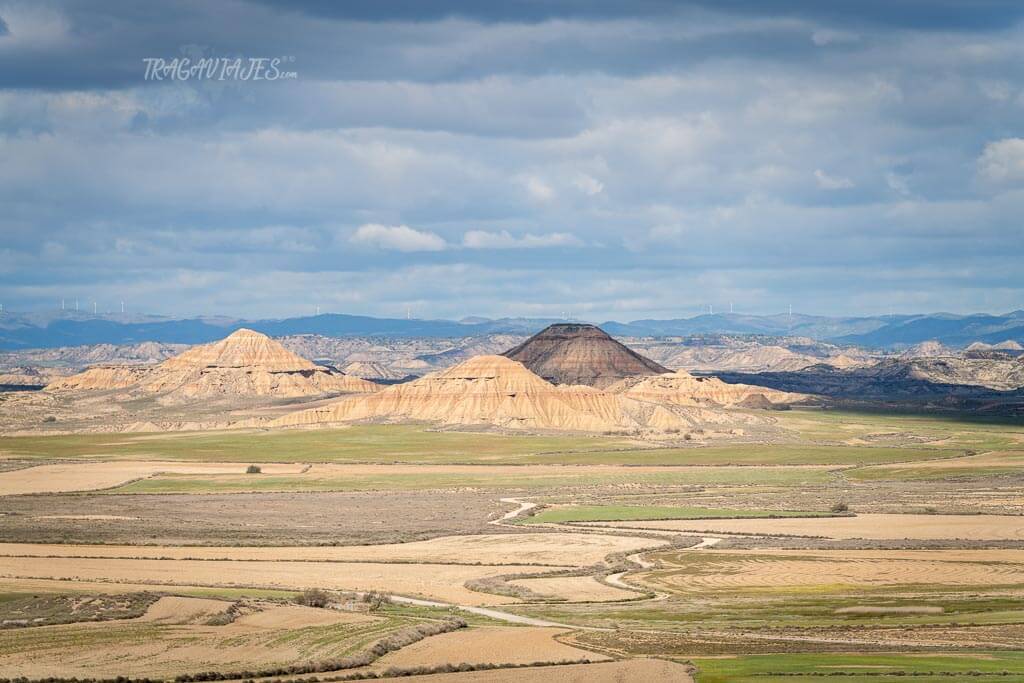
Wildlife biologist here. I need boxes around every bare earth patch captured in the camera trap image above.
[511,576,643,602]
[0,461,307,495]
[135,595,232,623]
[0,555,551,605]
[581,513,1024,540]
[373,626,607,669]
[0,533,663,568]
[644,548,1024,593]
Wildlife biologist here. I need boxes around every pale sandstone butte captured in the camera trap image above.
[503,323,668,389]
[271,354,767,435]
[47,328,380,400]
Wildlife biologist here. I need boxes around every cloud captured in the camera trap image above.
[573,174,604,195]
[814,168,854,190]
[2,2,1024,319]
[977,138,1024,186]
[811,29,860,47]
[349,224,447,252]
[522,176,555,202]
[462,230,584,249]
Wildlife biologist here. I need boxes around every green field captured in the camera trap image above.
[692,652,1024,682]
[775,409,1024,451]
[111,464,836,494]
[522,504,831,524]
[0,425,628,463]
[0,421,975,467]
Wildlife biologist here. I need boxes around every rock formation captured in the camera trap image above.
[342,361,409,381]
[606,370,807,408]
[503,323,668,388]
[271,355,767,437]
[47,329,380,401]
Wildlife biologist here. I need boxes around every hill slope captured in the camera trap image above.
[47,329,380,401]
[271,355,767,437]
[503,323,668,389]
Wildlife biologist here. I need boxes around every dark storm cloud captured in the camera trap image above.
[1,0,1023,319]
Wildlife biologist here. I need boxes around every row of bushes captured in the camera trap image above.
[294,588,391,611]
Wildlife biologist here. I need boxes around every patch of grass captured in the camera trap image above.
[520,445,956,466]
[692,651,1024,682]
[109,465,836,494]
[522,505,831,524]
[775,408,1024,452]
[0,425,631,464]
[0,592,157,629]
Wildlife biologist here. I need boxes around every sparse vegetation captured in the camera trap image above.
[294,588,332,608]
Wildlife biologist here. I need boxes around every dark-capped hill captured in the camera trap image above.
[502,323,669,389]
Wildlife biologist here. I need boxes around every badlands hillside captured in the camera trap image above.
[48,329,379,401]
[271,354,771,438]
[607,370,806,409]
[0,330,382,435]
[504,323,668,388]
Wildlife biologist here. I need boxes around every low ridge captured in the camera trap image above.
[503,323,669,389]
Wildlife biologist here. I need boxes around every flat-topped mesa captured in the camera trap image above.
[502,323,669,389]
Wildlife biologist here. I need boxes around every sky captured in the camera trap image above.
[1,0,1023,322]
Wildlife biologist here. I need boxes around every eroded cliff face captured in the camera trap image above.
[605,370,808,408]
[270,354,769,438]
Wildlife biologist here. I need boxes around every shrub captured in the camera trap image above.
[245,464,261,474]
[361,591,391,611]
[295,588,331,608]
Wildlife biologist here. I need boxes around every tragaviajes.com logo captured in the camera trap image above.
[143,56,297,81]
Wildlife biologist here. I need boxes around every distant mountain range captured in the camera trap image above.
[1,310,1022,351]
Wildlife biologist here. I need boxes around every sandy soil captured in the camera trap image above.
[581,513,1024,540]
[136,595,232,623]
[646,548,1024,592]
[384,659,694,682]
[0,555,548,605]
[512,576,643,602]
[0,533,662,568]
[373,626,608,669]
[0,461,307,495]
